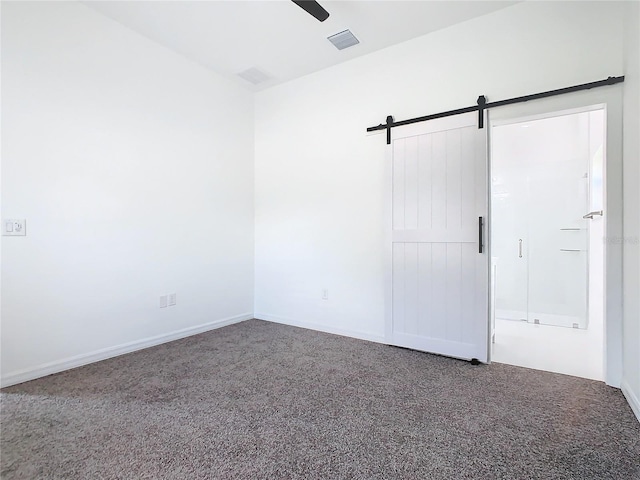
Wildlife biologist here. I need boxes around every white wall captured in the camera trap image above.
[622,0,640,421]
[254,2,626,341]
[1,2,254,385]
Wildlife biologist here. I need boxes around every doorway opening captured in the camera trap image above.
[490,106,606,381]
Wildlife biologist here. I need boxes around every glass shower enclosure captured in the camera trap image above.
[491,109,604,329]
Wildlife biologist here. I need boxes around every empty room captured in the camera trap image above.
[1,1,639,478]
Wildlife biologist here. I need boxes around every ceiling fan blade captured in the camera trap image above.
[292,0,330,22]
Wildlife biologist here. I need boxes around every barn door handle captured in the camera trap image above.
[478,217,484,254]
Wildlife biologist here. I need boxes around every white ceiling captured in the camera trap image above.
[83,0,518,91]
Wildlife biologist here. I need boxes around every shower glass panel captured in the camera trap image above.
[492,110,602,329]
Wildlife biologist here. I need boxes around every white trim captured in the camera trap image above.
[490,103,606,128]
[621,380,640,424]
[1,313,253,388]
[255,313,386,345]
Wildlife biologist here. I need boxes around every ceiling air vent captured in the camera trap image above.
[237,68,271,85]
[327,29,359,50]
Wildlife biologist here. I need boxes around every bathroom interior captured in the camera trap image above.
[490,107,606,381]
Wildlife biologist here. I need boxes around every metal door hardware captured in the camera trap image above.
[583,210,603,219]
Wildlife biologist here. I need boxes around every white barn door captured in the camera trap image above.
[385,112,489,362]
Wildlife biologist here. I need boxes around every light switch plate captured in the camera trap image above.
[3,219,26,236]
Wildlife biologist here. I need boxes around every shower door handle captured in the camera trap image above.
[518,239,523,258]
[478,217,484,253]
[583,210,603,219]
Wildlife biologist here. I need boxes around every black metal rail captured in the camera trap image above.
[367,76,625,144]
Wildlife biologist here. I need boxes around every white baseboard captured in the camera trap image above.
[621,379,640,424]
[255,313,386,345]
[1,313,253,388]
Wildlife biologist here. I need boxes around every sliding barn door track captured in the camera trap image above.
[367,76,625,144]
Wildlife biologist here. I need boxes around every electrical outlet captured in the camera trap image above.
[168,293,176,306]
[322,289,329,300]
[160,295,168,308]
[3,219,26,236]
